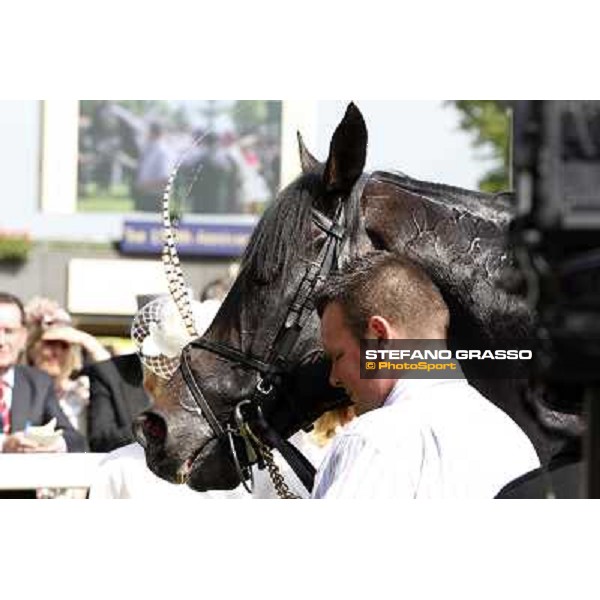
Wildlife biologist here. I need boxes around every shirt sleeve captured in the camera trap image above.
[312,428,424,499]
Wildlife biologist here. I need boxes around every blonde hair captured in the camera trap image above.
[23,297,82,382]
[310,406,356,447]
[25,324,83,383]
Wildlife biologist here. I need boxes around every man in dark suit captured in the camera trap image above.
[0,292,85,454]
[84,353,151,453]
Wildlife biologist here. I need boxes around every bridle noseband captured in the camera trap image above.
[179,175,368,494]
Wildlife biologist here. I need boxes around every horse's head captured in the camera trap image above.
[134,103,375,490]
[134,103,579,492]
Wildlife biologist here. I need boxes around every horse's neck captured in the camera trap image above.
[361,177,511,295]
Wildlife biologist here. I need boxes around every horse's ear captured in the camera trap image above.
[297,131,320,174]
[323,102,368,194]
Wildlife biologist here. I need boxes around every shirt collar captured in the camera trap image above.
[0,366,15,389]
[383,372,465,408]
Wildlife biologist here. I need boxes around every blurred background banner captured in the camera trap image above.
[119,220,254,257]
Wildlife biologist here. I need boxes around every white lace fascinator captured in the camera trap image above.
[132,296,221,380]
[130,141,223,380]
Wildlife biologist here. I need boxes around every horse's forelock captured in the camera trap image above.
[239,173,324,288]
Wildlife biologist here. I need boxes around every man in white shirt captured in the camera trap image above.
[311,252,540,499]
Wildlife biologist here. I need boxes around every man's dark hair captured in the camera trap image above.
[314,251,449,339]
[0,292,25,325]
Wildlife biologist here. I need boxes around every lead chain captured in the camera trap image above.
[246,431,300,500]
[260,444,301,500]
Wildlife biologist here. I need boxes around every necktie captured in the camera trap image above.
[0,381,10,434]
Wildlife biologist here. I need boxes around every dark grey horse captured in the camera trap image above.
[135,103,580,492]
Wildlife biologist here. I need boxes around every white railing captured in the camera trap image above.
[0,453,106,489]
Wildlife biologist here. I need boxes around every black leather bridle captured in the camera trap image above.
[179,176,367,493]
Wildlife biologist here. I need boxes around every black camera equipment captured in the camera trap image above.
[511,100,600,497]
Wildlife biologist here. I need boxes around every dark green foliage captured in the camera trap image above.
[451,101,511,194]
[0,233,32,263]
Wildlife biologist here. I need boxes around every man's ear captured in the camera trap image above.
[366,315,397,340]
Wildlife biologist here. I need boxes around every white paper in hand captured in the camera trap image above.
[24,418,64,447]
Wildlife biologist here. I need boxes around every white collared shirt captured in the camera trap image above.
[0,367,15,411]
[0,368,15,451]
[312,378,540,499]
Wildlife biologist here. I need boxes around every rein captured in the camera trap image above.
[179,175,369,497]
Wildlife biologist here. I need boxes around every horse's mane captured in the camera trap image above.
[372,170,515,224]
[238,171,363,291]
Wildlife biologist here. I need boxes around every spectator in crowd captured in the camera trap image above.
[91,101,122,195]
[84,293,164,453]
[200,276,233,302]
[134,121,175,212]
[0,292,85,455]
[24,297,110,438]
[223,133,271,215]
[311,251,541,499]
[83,294,166,452]
[84,294,165,454]
[181,130,239,214]
[83,352,151,453]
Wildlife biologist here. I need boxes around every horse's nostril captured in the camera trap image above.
[136,412,167,446]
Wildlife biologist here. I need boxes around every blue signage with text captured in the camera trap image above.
[120,220,255,257]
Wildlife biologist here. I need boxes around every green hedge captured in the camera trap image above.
[0,233,32,263]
